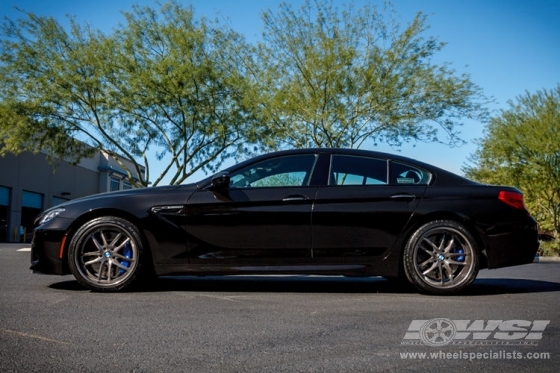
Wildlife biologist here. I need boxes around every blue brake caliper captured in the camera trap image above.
[453,247,465,262]
[119,242,132,275]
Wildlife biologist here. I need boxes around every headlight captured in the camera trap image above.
[38,207,65,225]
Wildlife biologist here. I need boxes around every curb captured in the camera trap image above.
[537,256,560,262]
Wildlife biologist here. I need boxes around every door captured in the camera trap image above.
[186,154,319,264]
[312,155,429,262]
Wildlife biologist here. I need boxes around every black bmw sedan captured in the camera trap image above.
[30,148,539,295]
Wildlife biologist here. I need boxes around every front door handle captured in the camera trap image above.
[390,194,416,201]
[282,195,309,202]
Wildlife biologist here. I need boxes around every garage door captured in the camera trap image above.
[22,190,43,209]
[0,186,9,206]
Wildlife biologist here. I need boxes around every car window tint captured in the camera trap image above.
[229,154,318,188]
[390,161,431,185]
[329,155,387,186]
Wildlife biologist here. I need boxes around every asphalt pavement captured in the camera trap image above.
[1,243,559,372]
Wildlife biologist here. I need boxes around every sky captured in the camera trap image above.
[1,0,559,184]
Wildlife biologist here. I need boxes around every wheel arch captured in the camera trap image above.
[396,211,489,272]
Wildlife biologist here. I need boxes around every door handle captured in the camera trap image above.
[390,194,416,201]
[282,195,309,202]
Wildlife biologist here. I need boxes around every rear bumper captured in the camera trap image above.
[30,229,69,275]
[483,216,539,269]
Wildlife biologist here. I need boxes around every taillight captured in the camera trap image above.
[498,190,527,210]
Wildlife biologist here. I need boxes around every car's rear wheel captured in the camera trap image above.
[68,216,146,292]
[403,220,479,295]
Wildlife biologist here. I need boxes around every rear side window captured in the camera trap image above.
[329,155,387,186]
[390,161,431,185]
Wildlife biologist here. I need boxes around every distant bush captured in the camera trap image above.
[538,238,560,257]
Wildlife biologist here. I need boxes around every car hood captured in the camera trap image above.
[49,183,199,214]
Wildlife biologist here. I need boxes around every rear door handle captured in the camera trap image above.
[390,194,416,201]
[282,195,309,202]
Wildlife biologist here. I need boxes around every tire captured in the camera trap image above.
[68,216,147,292]
[403,220,479,295]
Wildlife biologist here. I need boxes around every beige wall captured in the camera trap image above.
[0,149,143,242]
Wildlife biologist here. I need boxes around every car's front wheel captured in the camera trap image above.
[403,220,479,295]
[68,216,146,292]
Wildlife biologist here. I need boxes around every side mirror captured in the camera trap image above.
[210,172,230,190]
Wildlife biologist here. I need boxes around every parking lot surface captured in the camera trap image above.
[1,244,558,372]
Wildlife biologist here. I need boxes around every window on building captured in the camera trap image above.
[0,186,9,242]
[21,190,43,243]
[52,196,69,206]
[122,181,132,190]
[110,176,121,192]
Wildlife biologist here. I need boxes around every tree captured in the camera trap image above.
[463,85,560,254]
[0,2,265,186]
[1,0,490,186]
[254,0,489,149]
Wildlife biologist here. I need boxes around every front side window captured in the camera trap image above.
[329,155,387,186]
[229,154,318,188]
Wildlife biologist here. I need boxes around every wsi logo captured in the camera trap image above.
[402,319,550,347]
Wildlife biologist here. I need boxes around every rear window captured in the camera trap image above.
[329,155,387,186]
[390,161,431,185]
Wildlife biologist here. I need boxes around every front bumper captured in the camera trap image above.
[30,229,70,275]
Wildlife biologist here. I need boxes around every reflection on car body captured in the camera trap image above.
[31,148,539,295]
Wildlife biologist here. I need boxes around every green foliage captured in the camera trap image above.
[103,3,268,185]
[255,0,488,148]
[463,85,560,242]
[0,15,103,164]
[0,2,264,186]
[539,239,560,257]
[0,102,95,163]
[1,1,489,185]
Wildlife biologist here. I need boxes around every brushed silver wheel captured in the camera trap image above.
[404,220,479,294]
[68,217,144,291]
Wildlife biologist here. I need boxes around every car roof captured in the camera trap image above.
[197,148,477,187]
[231,148,446,171]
